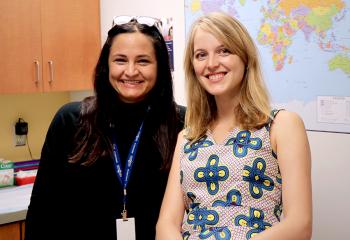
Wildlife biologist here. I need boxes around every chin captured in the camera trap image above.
[206,89,226,96]
[120,95,146,103]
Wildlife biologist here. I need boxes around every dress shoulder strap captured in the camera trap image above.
[266,109,283,131]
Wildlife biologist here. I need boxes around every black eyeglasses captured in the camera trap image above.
[112,15,162,31]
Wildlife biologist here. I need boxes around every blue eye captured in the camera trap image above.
[218,48,231,56]
[195,52,207,61]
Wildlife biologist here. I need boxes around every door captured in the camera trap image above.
[41,0,101,91]
[0,0,42,93]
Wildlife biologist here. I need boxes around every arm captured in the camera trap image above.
[25,102,80,239]
[252,111,312,240]
[156,130,186,240]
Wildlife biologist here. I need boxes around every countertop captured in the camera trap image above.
[0,184,33,225]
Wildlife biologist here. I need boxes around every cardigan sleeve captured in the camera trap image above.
[25,101,81,239]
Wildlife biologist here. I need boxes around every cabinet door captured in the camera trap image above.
[0,222,21,240]
[0,0,43,94]
[41,0,101,92]
[20,221,25,240]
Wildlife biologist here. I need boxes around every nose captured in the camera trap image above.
[207,54,219,71]
[125,63,139,78]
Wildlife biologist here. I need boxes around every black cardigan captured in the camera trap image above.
[25,101,185,240]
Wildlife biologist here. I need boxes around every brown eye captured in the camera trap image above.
[138,59,151,66]
[114,58,127,64]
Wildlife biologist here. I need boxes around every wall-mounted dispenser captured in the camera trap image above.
[14,118,28,147]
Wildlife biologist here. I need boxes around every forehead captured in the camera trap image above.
[193,28,223,50]
[110,32,155,56]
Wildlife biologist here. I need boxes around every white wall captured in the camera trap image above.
[308,131,350,239]
[100,0,350,238]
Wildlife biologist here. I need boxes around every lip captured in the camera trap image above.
[205,72,226,82]
[119,80,144,85]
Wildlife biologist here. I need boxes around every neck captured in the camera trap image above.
[111,99,150,125]
[208,96,238,144]
[214,94,239,127]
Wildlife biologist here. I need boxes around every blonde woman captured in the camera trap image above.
[156,12,312,240]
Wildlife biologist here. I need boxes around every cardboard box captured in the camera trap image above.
[14,159,39,186]
[15,169,37,186]
[0,159,14,188]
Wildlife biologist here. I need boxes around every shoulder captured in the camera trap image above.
[174,129,187,154]
[42,102,83,149]
[49,101,83,132]
[54,101,81,122]
[270,110,307,144]
[272,110,305,130]
[177,129,187,139]
[56,101,81,115]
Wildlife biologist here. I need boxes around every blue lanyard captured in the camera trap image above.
[112,120,145,219]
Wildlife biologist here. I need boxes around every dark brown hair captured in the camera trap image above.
[69,20,179,170]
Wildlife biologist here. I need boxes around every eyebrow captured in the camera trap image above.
[110,54,152,58]
[194,44,226,52]
[193,48,206,53]
[136,54,152,58]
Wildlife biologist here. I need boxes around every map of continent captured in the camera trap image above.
[185,0,350,133]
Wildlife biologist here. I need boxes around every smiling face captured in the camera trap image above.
[108,32,157,103]
[192,28,245,100]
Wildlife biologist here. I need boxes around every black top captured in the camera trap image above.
[25,101,185,240]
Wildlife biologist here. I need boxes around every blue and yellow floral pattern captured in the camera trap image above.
[274,204,283,221]
[194,154,229,195]
[187,192,197,203]
[199,227,231,240]
[276,167,282,184]
[182,231,191,240]
[225,130,262,158]
[235,208,272,239]
[243,158,274,199]
[180,111,283,239]
[187,205,219,232]
[212,189,242,207]
[184,135,214,161]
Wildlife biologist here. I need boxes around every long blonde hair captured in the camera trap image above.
[184,12,271,142]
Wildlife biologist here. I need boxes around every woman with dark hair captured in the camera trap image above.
[25,16,185,240]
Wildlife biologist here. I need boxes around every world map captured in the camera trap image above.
[185,0,350,133]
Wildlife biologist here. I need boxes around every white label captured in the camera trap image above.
[317,96,350,124]
[116,217,136,240]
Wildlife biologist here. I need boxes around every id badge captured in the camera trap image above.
[116,218,136,240]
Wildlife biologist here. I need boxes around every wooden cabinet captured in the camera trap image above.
[0,221,24,240]
[20,221,25,240]
[0,0,101,94]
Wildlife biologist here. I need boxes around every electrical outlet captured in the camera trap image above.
[14,118,28,147]
[15,134,27,146]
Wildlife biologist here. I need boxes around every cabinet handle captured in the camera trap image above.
[34,61,40,85]
[48,60,54,84]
